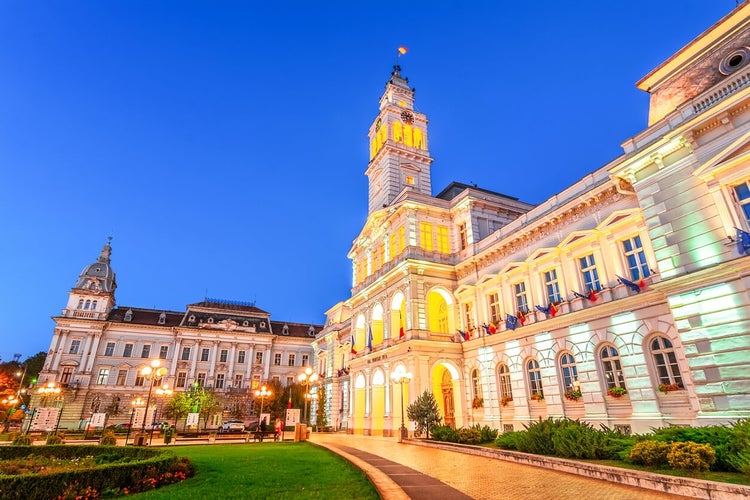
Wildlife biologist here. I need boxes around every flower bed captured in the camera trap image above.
[0,445,193,499]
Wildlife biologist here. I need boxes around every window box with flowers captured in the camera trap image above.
[657,383,681,394]
[500,396,513,407]
[530,392,544,402]
[564,389,582,401]
[607,387,627,398]
[472,397,484,409]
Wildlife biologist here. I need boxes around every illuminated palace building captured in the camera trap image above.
[313,5,750,436]
[36,241,319,429]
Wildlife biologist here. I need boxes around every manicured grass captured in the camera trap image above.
[132,442,379,499]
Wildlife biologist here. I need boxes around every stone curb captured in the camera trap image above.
[309,440,409,500]
[407,439,750,500]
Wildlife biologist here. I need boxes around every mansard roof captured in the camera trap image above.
[435,181,521,202]
[107,306,183,327]
[187,299,270,315]
[270,321,323,339]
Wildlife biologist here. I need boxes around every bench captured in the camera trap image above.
[252,430,278,442]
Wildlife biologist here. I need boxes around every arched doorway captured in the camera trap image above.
[441,370,455,428]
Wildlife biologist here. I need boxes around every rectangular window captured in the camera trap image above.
[141,345,151,358]
[463,302,474,331]
[69,339,81,354]
[622,236,651,281]
[234,374,243,388]
[514,282,529,313]
[116,369,127,386]
[237,351,246,363]
[286,376,294,386]
[405,175,415,185]
[97,369,109,385]
[397,226,406,253]
[288,354,296,366]
[373,243,383,271]
[458,223,468,250]
[252,375,260,389]
[61,367,73,384]
[159,345,169,359]
[274,353,282,366]
[419,222,433,251]
[104,342,115,356]
[176,372,187,388]
[579,254,601,292]
[302,354,309,366]
[196,373,206,387]
[272,375,280,384]
[734,180,750,225]
[135,374,145,387]
[487,292,501,323]
[255,352,263,365]
[219,349,228,363]
[181,347,191,361]
[215,373,225,389]
[437,225,450,253]
[201,348,210,362]
[123,343,133,358]
[544,269,562,304]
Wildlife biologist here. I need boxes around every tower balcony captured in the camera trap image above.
[352,247,458,294]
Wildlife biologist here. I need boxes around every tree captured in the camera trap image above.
[407,390,441,438]
[163,392,192,428]
[315,387,328,430]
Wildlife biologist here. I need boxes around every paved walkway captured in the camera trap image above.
[310,433,691,500]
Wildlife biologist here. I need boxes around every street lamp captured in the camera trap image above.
[37,382,63,433]
[254,385,272,428]
[139,360,168,432]
[391,367,412,443]
[298,368,318,425]
[150,385,172,444]
[126,397,145,446]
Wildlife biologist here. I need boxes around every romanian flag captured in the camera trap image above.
[549,302,557,317]
[398,46,408,55]
[639,278,646,290]
[517,310,526,326]
[588,289,598,302]
[350,335,357,355]
[457,329,468,341]
[489,323,497,334]
[399,311,405,338]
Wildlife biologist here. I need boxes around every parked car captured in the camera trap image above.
[220,421,246,432]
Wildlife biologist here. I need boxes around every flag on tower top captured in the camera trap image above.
[398,46,408,56]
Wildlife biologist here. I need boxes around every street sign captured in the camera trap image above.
[285,408,300,427]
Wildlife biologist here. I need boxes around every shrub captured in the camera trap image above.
[478,425,498,443]
[650,423,737,471]
[458,427,482,445]
[99,431,117,446]
[430,425,459,443]
[629,440,671,467]
[11,434,31,446]
[667,442,716,472]
[495,431,526,451]
[550,420,608,459]
[724,418,750,474]
[46,432,64,445]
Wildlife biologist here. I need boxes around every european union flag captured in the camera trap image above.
[617,275,641,293]
[505,314,518,331]
[737,227,750,255]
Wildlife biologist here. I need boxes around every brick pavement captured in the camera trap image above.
[310,433,691,500]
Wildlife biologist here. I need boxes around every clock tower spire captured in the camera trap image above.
[365,65,434,214]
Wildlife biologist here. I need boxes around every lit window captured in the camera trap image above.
[274,353,282,366]
[600,345,626,390]
[488,293,500,324]
[734,180,750,225]
[252,375,260,389]
[405,175,415,185]
[579,254,601,292]
[69,339,81,354]
[220,349,228,362]
[622,236,651,281]
[419,222,433,251]
[104,342,115,356]
[181,347,191,361]
[123,344,133,358]
[97,369,109,385]
[559,353,579,392]
[437,226,450,253]
[176,372,187,388]
[526,359,543,398]
[514,282,529,313]
[497,364,512,402]
[544,269,562,304]
[201,348,210,362]
[650,336,683,388]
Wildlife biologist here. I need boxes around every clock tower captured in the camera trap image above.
[365,65,434,214]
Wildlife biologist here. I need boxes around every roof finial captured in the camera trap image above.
[97,237,112,264]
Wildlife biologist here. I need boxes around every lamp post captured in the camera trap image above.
[126,397,145,446]
[254,385,272,429]
[391,367,412,443]
[37,381,63,433]
[139,360,168,432]
[297,368,318,425]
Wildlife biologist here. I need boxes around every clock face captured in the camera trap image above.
[400,110,414,124]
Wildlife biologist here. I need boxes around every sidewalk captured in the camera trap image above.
[310,433,692,500]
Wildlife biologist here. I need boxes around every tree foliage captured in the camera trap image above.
[315,387,328,429]
[406,390,441,438]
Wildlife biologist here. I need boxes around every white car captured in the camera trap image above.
[220,421,246,432]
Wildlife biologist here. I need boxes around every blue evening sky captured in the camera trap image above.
[0,1,736,360]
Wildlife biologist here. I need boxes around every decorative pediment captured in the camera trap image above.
[599,209,641,229]
[694,129,750,185]
[559,231,592,248]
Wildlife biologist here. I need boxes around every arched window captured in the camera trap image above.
[77,299,84,309]
[559,353,579,392]
[471,368,482,400]
[413,128,424,149]
[526,359,543,398]
[393,121,403,143]
[91,300,97,311]
[600,345,626,390]
[84,300,91,310]
[497,364,513,403]
[650,336,683,388]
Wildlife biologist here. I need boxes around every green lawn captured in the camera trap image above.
[132,442,379,499]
